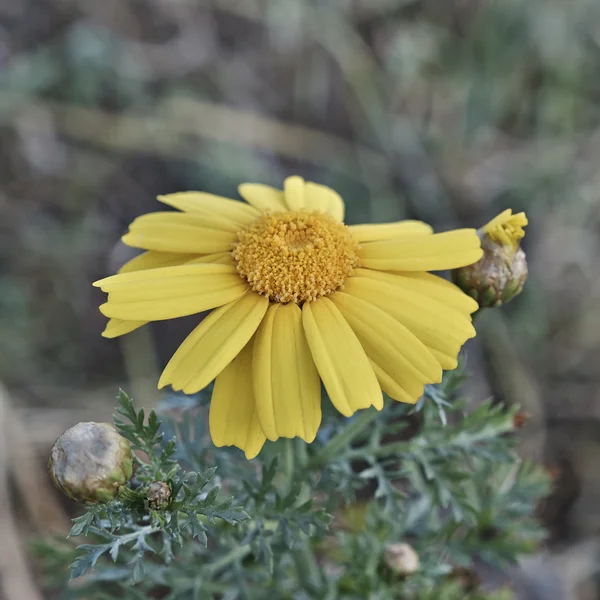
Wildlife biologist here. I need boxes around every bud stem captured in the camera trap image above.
[307,408,379,468]
[117,485,146,509]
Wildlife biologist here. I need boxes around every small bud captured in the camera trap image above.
[48,422,133,504]
[452,210,528,308]
[384,543,420,575]
[146,481,171,510]
[513,411,531,429]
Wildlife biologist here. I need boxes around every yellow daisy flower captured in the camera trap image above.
[94,176,483,459]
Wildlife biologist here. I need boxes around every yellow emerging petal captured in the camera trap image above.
[209,338,266,460]
[349,221,433,243]
[359,229,483,271]
[283,176,306,211]
[238,183,287,212]
[102,319,147,338]
[302,298,383,417]
[158,192,260,227]
[305,181,345,222]
[331,291,441,402]
[95,264,248,321]
[158,291,269,394]
[482,209,528,248]
[253,303,321,442]
[122,212,237,254]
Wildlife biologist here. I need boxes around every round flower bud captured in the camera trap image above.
[384,542,420,575]
[48,422,133,504]
[452,210,528,308]
[146,481,171,510]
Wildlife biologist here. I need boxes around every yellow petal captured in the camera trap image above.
[359,229,483,271]
[157,192,260,227]
[253,303,321,442]
[95,263,237,289]
[349,221,433,243]
[331,291,441,400]
[370,360,422,404]
[118,251,198,274]
[102,319,147,338]
[302,298,382,417]
[369,270,479,314]
[343,273,475,359]
[95,264,248,321]
[238,183,287,213]
[122,212,237,253]
[186,252,235,266]
[158,292,269,394]
[283,175,306,211]
[209,338,266,459]
[305,182,345,222]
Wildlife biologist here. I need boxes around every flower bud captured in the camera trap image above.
[384,542,420,575]
[452,210,528,308]
[146,481,171,510]
[513,411,531,429]
[49,422,133,504]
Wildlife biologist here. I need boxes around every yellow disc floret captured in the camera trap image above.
[233,211,359,303]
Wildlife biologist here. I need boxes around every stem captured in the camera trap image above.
[204,545,252,575]
[471,308,484,323]
[282,438,295,489]
[308,408,380,469]
[293,542,322,590]
[115,525,160,544]
[117,485,146,509]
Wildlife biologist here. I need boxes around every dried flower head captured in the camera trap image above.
[146,481,172,510]
[48,422,133,504]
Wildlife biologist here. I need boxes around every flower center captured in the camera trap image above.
[233,211,360,303]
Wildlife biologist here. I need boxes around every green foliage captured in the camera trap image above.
[36,370,550,599]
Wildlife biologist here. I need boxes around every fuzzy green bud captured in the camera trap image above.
[48,422,133,504]
[452,209,528,308]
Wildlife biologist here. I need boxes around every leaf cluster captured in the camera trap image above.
[36,369,550,599]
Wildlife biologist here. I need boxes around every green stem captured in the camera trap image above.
[471,308,484,323]
[293,542,322,590]
[117,485,146,509]
[308,408,379,469]
[204,545,252,575]
[282,438,295,489]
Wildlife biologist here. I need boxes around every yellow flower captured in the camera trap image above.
[94,176,482,459]
[482,209,528,248]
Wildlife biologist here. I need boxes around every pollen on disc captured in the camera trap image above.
[232,211,359,303]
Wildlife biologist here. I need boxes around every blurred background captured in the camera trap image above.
[2,0,600,597]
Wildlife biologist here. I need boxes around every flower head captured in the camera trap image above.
[48,422,133,504]
[452,209,528,308]
[94,176,483,458]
